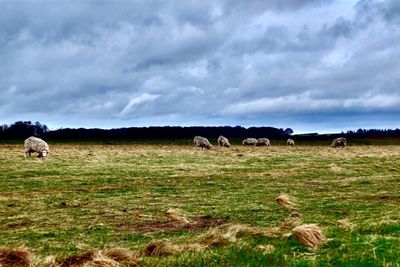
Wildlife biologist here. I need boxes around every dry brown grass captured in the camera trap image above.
[143,240,205,256]
[256,244,275,255]
[292,224,326,249]
[58,249,139,267]
[275,194,297,211]
[335,219,355,230]
[0,247,139,267]
[199,224,283,247]
[143,223,283,257]
[33,255,58,267]
[280,215,302,231]
[59,250,96,267]
[197,225,249,247]
[102,248,138,264]
[0,246,31,267]
[164,209,192,224]
[116,209,228,234]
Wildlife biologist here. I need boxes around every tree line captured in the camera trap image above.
[1,121,399,141]
[0,121,291,140]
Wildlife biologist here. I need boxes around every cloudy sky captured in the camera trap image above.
[1,0,399,133]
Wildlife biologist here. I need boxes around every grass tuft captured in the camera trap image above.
[275,194,297,211]
[292,224,327,249]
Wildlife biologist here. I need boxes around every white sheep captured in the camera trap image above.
[256,138,271,146]
[24,136,49,157]
[217,135,231,148]
[193,136,213,149]
[242,138,257,145]
[287,139,295,146]
[331,137,347,148]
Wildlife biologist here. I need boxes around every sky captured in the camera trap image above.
[1,0,399,134]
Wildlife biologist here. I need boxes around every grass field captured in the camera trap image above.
[0,143,399,266]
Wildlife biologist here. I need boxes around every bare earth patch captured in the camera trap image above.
[0,247,30,267]
[364,196,400,202]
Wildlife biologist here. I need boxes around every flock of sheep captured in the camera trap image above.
[194,135,298,149]
[194,135,347,150]
[23,135,347,158]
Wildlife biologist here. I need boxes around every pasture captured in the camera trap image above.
[0,143,399,266]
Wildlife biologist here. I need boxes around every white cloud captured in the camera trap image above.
[223,92,400,115]
[119,93,159,116]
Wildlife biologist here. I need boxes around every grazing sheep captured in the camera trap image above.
[217,135,231,148]
[331,137,347,148]
[24,136,49,158]
[242,138,257,146]
[287,139,295,146]
[256,138,271,146]
[193,136,213,149]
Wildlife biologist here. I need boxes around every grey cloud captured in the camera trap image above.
[383,0,400,22]
[1,0,399,132]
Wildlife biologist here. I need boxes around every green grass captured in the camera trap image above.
[0,143,399,266]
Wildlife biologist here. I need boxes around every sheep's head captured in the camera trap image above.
[41,150,49,157]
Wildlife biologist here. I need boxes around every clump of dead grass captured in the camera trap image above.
[91,252,120,267]
[256,244,275,255]
[57,248,139,267]
[292,224,326,249]
[9,248,139,267]
[142,205,318,257]
[275,194,297,211]
[144,240,181,256]
[143,223,284,257]
[335,219,355,230]
[165,209,192,224]
[102,248,138,264]
[199,224,282,247]
[35,255,58,267]
[118,209,228,234]
[0,246,31,267]
[59,250,96,267]
[197,225,248,247]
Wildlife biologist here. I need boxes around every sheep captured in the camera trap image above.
[217,135,231,148]
[256,138,271,146]
[193,136,213,149]
[330,137,347,148]
[242,138,257,146]
[24,136,49,158]
[287,139,295,146]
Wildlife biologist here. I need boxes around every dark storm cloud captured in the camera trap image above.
[1,0,399,132]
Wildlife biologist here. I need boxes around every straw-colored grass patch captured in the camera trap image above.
[256,244,275,255]
[335,219,355,230]
[58,249,139,267]
[165,209,192,224]
[143,240,205,256]
[292,224,326,249]
[275,194,297,211]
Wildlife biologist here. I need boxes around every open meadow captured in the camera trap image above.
[0,143,399,266]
